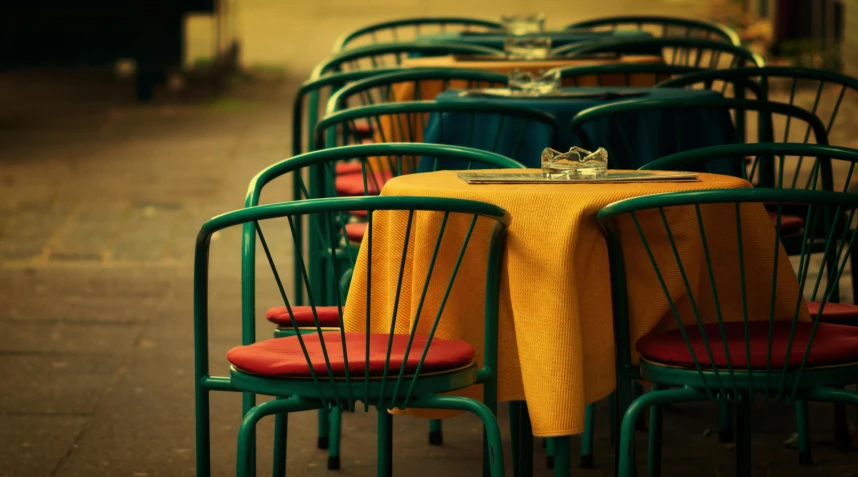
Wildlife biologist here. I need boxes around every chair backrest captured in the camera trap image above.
[656,67,858,148]
[547,63,704,88]
[568,97,829,174]
[311,42,503,79]
[642,143,856,193]
[245,143,524,307]
[315,101,559,165]
[326,68,508,113]
[293,69,401,156]
[333,16,502,52]
[195,195,510,410]
[553,38,764,69]
[566,15,741,45]
[598,188,858,398]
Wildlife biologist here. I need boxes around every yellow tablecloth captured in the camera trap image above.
[342,170,809,436]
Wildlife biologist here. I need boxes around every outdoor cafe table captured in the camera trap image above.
[417,29,652,50]
[419,87,737,170]
[401,54,664,77]
[341,170,809,437]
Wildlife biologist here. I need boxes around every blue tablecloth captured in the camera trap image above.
[419,30,652,50]
[420,87,739,174]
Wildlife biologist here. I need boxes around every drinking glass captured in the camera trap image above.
[500,13,546,35]
[503,35,552,59]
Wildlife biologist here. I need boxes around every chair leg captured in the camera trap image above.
[428,419,443,446]
[735,394,752,477]
[617,387,707,477]
[614,379,636,475]
[328,407,342,470]
[377,410,393,477]
[195,385,211,477]
[545,437,554,469]
[317,408,330,449]
[236,397,319,477]
[718,400,734,443]
[509,401,533,477]
[833,399,852,450]
[647,385,664,477]
[580,403,595,469]
[795,400,813,465]
[408,395,506,477]
[552,436,571,477]
[272,400,288,477]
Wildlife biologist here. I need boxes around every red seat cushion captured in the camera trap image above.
[266,306,342,328]
[344,222,366,242]
[352,123,373,138]
[636,321,858,369]
[807,301,858,324]
[768,212,804,236]
[335,162,365,175]
[350,209,368,218]
[335,171,393,196]
[227,332,476,377]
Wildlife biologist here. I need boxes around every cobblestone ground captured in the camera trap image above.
[0,69,856,477]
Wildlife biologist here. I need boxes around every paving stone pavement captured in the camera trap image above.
[0,68,856,477]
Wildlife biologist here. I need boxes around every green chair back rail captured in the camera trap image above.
[326,68,508,113]
[656,66,858,145]
[333,16,502,52]
[245,143,524,308]
[311,41,503,79]
[566,15,741,45]
[546,63,704,87]
[569,97,829,180]
[552,37,764,68]
[194,196,510,476]
[315,100,559,154]
[597,188,858,476]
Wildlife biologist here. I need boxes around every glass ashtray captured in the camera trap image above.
[541,146,609,179]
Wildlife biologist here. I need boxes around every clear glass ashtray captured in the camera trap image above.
[508,69,560,96]
[503,35,552,59]
[500,13,546,35]
[541,146,609,179]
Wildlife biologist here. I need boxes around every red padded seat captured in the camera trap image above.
[335,162,365,175]
[768,212,804,236]
[266,306,342,328]
[227,332,476,377]
[807,301,858,324]
[344,222,366,242]
[352,122,373,138]
[335,170,393,196]
[636,321,858,369]
[350,209,368,218]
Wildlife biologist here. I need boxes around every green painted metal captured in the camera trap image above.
[333,16,502,52]
[580,403,595,468]
[509,401,534,477]
[552,37,763,68]
[598,188,858,476]
[566,15,741,46]
[326,68,508,113]
[315,101,559,153]
[196,195,510,476]
[547,63,704,87]
[311,41,503,79]
[552,436,571,477]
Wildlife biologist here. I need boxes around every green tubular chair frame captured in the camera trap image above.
[311,42,503,79]
[195,195,510,477]
[552,37,765,68]
[315,100,560,152]
[245,143,524,468]
[333,16,502,52]
[566,15,741,46]
[598,188,858,477]
[326,68,509,113]
[546,63,704,87]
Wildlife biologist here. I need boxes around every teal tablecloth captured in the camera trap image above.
[420,87,740,174]
[418,30,652,50]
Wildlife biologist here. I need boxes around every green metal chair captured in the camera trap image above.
[656,66,858,156]
[333,17,502,52]
[552,37,764,69]
[194,195,510,477]
[643,142,858,460]
[311,42,503,79]
[245,143,523,470]
[546,63,704,88]
[315,101,559,160]
[326,68,508,112]
[566,15,741,46]
[598,188,858,477]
